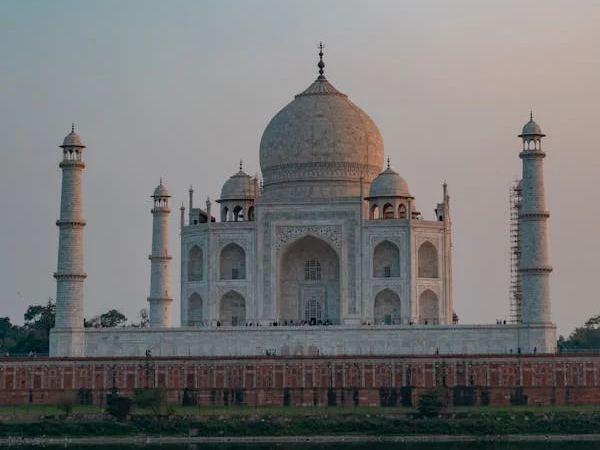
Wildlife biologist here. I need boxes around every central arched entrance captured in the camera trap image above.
[278,235,340,324]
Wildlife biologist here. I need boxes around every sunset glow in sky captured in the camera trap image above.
[1,0,599,335]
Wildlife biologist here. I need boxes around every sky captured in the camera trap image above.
[1,0,599,336]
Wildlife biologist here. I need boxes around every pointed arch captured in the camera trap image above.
[398,203,407,219]
[374,289,402,325]
[419,289,439,324]
[373,240,400,278]
[220,243,246,280]
[371,204,380,220]
[233,205,243,221]
[188,293,203,326]
[188,245,203,281]
[382,203,395,219]
[247,206,255,221]
[418,241,438,278]
[219,290,246,326]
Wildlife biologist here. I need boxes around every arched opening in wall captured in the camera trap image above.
[382,203,395,219]
[373,240,400,278]
[418,241,438,278]
[374,289,401,325]
[220,243,246,280]
[233,205,243,222]
[398,204,407,219]
[219,291,246,326]
[222,206,229,222]
[371,204,380,220]
[247,206,255,221]
[188,293,203,326]
[188,245,203,281]
[419,289,439,324]
[278,235,340,324]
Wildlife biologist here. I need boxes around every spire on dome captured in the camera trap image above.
[387,156,391,169]
[240,160,243,172]
[317,42,326,80]
[71,123,75,133]
[530,110,533,121]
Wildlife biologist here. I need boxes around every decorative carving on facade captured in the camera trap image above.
[275,225,342,250]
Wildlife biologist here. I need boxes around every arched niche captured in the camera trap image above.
[374,289,401,325]
[278,235,340,324]
[418,241,438,278]
[219,290,246,326]
[419,289,439,324]
[188,245,203,281]
[188,293,203,326]
[220,243,246,280]
[373,240,400,278]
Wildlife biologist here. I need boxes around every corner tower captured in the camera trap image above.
[54,125,87,330]
[148,180,172,327]
[518,113,552,324]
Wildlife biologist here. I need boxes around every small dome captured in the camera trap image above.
[220,169,256,201]
[153,181,169,197]
[519,117,545,137]
[60,125,85,148]
[368,167,411,198]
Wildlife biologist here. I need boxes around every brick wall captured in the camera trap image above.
[1,353,598,407]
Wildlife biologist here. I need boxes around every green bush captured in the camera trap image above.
[418,389,446,417]
[106,396,132,421]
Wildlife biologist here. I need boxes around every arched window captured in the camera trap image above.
[373,240,400,278]
[398,204,407,219]
[382,203,395,219]
[188,293,203,326]
[371,204,380,220]
[418,241,438,278]
[233,205,243,222]
[374,289,401,325]
[187,245,203,281]
[220,243,246,280]
[220,291,246,326]
[304,259,322,281]
[304,296,323,322]
[419,289,439,324]
[247,206,255,221]
[222,206,229,222]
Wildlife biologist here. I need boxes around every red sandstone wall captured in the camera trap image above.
[0,354,598,407]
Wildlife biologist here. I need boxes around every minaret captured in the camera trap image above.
[54,124,87,330]
[148,179,172,327]
[518,113,552,324]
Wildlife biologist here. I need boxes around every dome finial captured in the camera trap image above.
[239,160,243,171]
[71,123,75,133]
[159,177,163,185]
[317,42,326,80]
[530,110,533,121]
[387,156,390,169]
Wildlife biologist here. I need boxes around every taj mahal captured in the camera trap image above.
[49,47,556,357]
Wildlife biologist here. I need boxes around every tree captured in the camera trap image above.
[559,313,600,350]
[56,391,76,416]
[131,309,149,328]
[134,388,167,417]
[85,309,127,328]
[106,396,132,421]
[14,299,56,354]
[418,389,446,417]
[100,309,127,327]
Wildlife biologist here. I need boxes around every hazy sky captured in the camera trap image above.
[1,0,599,335]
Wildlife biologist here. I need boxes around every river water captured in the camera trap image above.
[16,442,600,450]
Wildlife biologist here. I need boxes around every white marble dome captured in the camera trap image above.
[369,167,411,198]
[520,118,544,137]
[259,76,384,200]
[61,127,85,148]
[153,181,169,197]
[220,169,256,201]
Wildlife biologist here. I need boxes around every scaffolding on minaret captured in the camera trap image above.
[509,178,522,324]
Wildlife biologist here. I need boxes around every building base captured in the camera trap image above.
[49,323,556,357]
